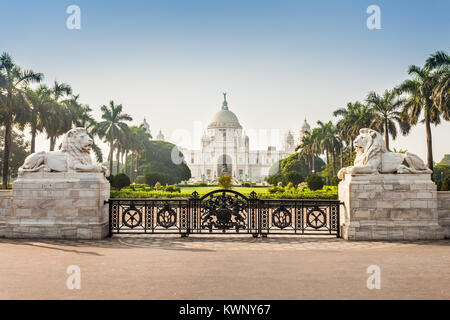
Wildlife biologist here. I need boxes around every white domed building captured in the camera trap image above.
[180,94,308,183]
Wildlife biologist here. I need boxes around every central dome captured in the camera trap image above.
[207,93,242,129]
[208,109,242,129]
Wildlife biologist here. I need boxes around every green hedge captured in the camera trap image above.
[110,187,338,199]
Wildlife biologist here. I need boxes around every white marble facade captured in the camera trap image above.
[180,94,309,182]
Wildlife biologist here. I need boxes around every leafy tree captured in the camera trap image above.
[138,140,191,184]
[432,164,450,190]
[439,154,450,165]
[280,152,324,177]
[442,174,450,191]
[0,128,30,182]
[145,171,173,186]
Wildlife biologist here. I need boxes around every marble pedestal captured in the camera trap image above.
[0,172,110,239]
[339,173,445,240]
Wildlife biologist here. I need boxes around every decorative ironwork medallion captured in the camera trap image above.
[122,206,142,229]
[200,191,247,231]
[306,206,327,229]
[157,204,177,229]
[272,207,292,229]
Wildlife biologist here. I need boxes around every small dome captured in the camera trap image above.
[300,118,310,132]
[285,131,294,141]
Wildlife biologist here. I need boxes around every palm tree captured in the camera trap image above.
[425,51,450,120]
[25,86,53,153]
[296,129,321,173]
[65,94,95,127]
[65,95,103,163]
[45,81,72,151]
[296,134,315,172]
[333,101,374,162]
[397,63,446,171]
[128,125,151,180]
[95,101,132,173]
[366,90,410,150]
[0,53,43,188]
[316,120,342,177]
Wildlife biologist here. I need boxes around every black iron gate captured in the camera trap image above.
[107,189,341,237]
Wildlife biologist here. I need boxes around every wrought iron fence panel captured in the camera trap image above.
[109,199,190,235]
[108,190,340,237]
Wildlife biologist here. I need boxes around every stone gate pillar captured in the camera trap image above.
[0,172,110,240]
[339,173,445,240]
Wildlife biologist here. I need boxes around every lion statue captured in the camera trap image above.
[337,128,431,179]
[19,127,109,177]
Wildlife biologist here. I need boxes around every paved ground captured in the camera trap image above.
[1,235,449,299]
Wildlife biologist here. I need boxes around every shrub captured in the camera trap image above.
[241,182,253,187]
[218,175,232,189]
[297,182,307,189]
[111,173,131,190]
[267,173,284,186]
[164,185,181,193]
[330,176,340,186]
[442,174,450,191]
[155,182,161,190]
[286,182,294,190]
[284,171,304,185]
[107,175,115,187]
[306,174,324,191]
[195,181,208,187]
[268,187,278,194]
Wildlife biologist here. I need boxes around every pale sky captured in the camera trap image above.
[1,0,449,162]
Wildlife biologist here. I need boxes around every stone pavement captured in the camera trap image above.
[0,235,449,299]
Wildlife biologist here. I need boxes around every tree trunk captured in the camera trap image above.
[2,122,12,189]
[116,147,120,175]
[49,136,56,151]
[348,140,352,166]
[425,107,433,171]
[312,155,315,173]
[125,150,128,176]
[325,149,330,184]
[384,118,389,151]
[109,137,114,174]
[332,151,336,176]
[30,126,37,154]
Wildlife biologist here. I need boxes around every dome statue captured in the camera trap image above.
[156,130,165,141]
